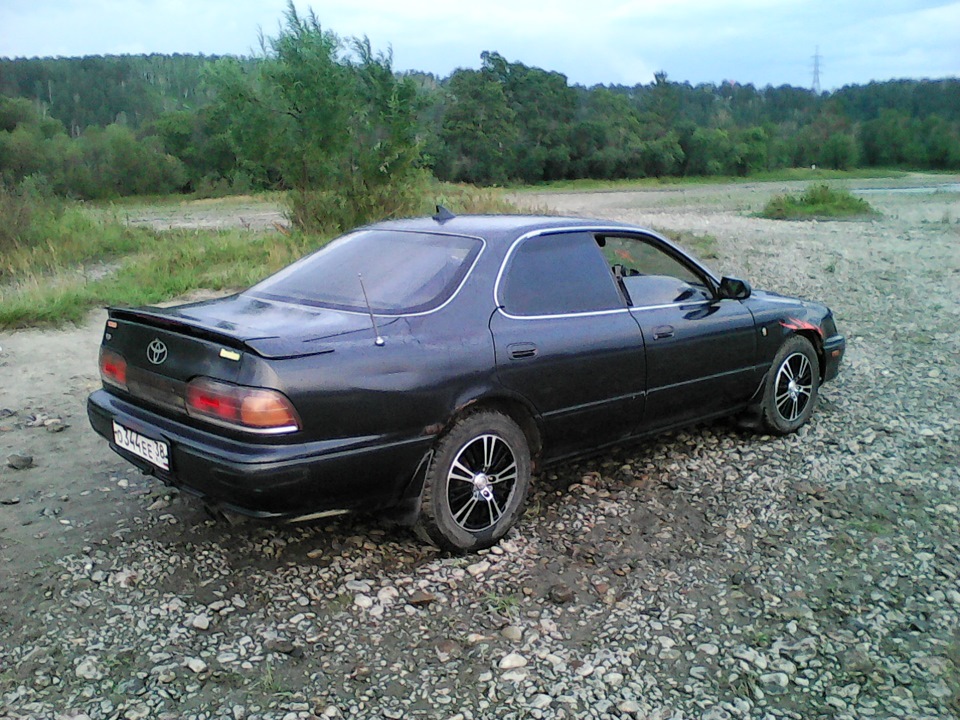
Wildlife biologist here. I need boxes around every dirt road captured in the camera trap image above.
[2,176,958,719]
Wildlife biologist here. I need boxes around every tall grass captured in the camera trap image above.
[0,180,527,329]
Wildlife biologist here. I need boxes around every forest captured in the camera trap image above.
[1,5,959,209]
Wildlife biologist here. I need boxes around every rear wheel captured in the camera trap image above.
[415,411,531,552]
[761,335,820,435]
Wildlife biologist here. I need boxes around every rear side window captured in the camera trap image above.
[249,230,482,314]
[501,232,623,316]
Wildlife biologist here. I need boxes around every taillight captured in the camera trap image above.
[185,377,300,433]
[99,348,128,390]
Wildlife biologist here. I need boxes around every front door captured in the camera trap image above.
[600,233,759,431]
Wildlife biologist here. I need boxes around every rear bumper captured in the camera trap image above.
[87,389,433,519]
[822,334,845,383]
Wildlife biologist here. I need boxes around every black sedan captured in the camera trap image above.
[88,212,845,551]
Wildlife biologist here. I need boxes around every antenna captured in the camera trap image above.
[433,205,456,223]
[357,273,385,347]
[812,46,822,94]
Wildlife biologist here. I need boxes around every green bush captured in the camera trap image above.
[760,183,876,219]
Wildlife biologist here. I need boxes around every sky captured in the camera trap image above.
[2,0,958,90]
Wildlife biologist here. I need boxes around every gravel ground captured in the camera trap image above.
[1,176,959,720]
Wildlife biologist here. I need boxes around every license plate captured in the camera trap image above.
[113,421,170,471]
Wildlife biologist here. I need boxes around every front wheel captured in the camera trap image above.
[415,411,531,552]
[761,335,820,435]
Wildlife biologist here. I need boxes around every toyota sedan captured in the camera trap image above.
[88,212,845,551]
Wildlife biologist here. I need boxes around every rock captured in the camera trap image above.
[265,638,295,654]
[733,647,766,669]
[530,694,552,709]
[435,639,461,662]
[76,657,103,681]
[499,652,527,670]
[354,594,374,609]
[191,614,211,630]
[697,642,720,656]
[604,671,625,686]
[758,672,789,694]
[780,604,814,620]
[501,625,522,642]
[618,700,641,714]
[186,657,207,673]
[124,705,150,720]
[408,590,436,606]
[7,454,33,470]
[466,560,490,576]
[548,583,575,604]
[0,497,20,505]
[502,670,527,682]
[377,586,399,604]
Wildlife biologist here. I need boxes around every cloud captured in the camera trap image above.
[1,0,956,87]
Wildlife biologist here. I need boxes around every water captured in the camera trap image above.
[853,183,960,195]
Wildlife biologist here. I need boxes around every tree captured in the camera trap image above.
[206,2,423,230]
[437,69,517,184]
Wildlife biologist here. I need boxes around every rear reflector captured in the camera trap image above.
[99,348,128,390]
[185,377,300,433]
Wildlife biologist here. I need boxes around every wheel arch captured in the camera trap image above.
[790,329,827,380]
[443,395,543,468]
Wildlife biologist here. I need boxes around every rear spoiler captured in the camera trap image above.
[107,307,335,360]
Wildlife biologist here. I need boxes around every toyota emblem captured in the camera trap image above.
[146,338,168,365]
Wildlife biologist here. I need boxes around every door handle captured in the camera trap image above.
[508,342,538,360]
[652,325,675,340]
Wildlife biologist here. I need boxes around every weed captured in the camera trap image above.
[484,591,520,616]
[759,184,877,220]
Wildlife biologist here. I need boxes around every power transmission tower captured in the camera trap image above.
[812,46,822,94]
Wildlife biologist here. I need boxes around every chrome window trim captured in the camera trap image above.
[249,229,487,319]
[494,225,719,321]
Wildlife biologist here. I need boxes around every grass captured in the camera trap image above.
[524,168,907,193]
[0,182,526,329]
[759,183,878,220]
[659,229,719,259]
[0,224,324,328]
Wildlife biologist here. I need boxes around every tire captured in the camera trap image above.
[761,335,820,435]
[415,411,531,552]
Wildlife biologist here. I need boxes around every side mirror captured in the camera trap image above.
[718,276,752,300]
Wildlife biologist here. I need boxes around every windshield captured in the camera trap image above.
[248,230,483,314]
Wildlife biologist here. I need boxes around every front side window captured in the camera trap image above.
[599,235,713,306]
[249,230,482,314]
[501,232,624,316]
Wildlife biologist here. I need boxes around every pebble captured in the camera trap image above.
[548,583,575,604]
[3,195,956,720]
[354,594,373,609]
[498,653,527,670]
[501,625,522,642]
[466,561,490,576]
[6,453,33,470]
[191,614,211,630]
[75,658,103,681]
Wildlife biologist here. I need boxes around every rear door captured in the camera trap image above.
[490,230,646,458]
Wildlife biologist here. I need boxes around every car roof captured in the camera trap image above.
[367,214,638,245]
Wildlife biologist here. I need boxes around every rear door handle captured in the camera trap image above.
[508,342,538,360]
[652,325,675,340]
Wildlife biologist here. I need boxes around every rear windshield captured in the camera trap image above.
[248,230,483,314]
